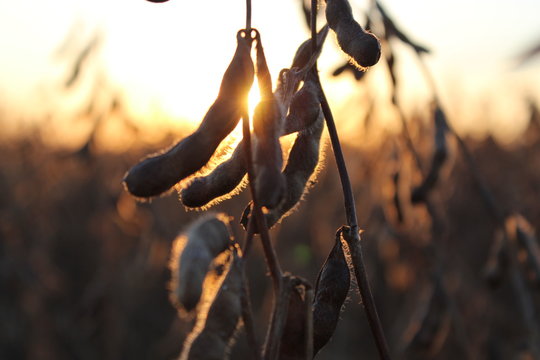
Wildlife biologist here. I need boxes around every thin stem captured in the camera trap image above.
[305,287,314,360]
[309,1,390,355]
[245,0,251,31]
[263,277,293,360]
[241,264,261,360]
[311,0,317,55]
[315,78,358,229]
[241,111,283,289]
[341,227,392,360]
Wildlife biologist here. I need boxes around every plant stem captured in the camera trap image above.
[241,263,261,360]
[245,0,251,31]
[340,226,391,360]
[309,1,390,358]
[242,101,285,359]
[305,286,314,360]
[241,111,283,289]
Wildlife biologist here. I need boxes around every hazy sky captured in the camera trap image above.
[0,0,539,144]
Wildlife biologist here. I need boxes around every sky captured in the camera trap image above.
[0,0,539,146]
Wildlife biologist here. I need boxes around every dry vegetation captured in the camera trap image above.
[1,1,540,359]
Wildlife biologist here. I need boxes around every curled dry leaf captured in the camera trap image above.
[411,105,449,204]
[169,213,232,312]
[325,0,381,68]
[180,248,243,360]
[313,231,351,355]
[123,30,254,198]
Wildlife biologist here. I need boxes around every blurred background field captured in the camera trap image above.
[1,1,540,359]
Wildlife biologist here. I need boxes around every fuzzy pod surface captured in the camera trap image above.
[279,285,309,359]
[180,249,243,360]
[241,91,323,231]
[123,31,254,198]
[170,213,232,312]
[325,0,381,68]
[291,26,329,70]
[313,233,350,355]
[181,141,247,208]
[283,76,322,135]
[266,111,324,228]
[252,35,286,209]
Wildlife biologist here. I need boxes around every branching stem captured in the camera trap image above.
[309,2,390,357]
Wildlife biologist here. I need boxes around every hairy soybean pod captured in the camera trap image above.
[325,0,381,68]
[180,249,243,360]
[291,25,330,70]
[266,112,324,228]
[180,141,247,208]
[252,34,286,209]
[313,232,350,355]
[280,285,308,359]
[170,214,232,312]
[283,76,322,135]
[411,106,448,204]
[241,98,323,231]
[123,31,254,198]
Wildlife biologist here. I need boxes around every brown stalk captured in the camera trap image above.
[241,97,285,359]
[310,1,391,358]
[241,261,261,360]
[305,287,314,360]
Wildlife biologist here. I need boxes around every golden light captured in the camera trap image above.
[247,78,262,120]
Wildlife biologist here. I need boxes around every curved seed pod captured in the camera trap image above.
[411,106,449,204]
[169,213,232,312]
[325,0,381,68]
[241,101,323,231]
[180,248,243,360]
[253,99,286,209]
[279,284,308,360]
[291,25,330,70]
[267,113,324,227]
[180,141,247,208]
[313,232,350,355]
[252,33,286,209]
[123,30,254,198]
[283,76,322,135]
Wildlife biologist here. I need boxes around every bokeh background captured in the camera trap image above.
[1,0,540,359]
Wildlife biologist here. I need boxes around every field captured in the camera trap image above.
[1,107,539,359]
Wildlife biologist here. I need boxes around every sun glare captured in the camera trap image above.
[247,78,262,120]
